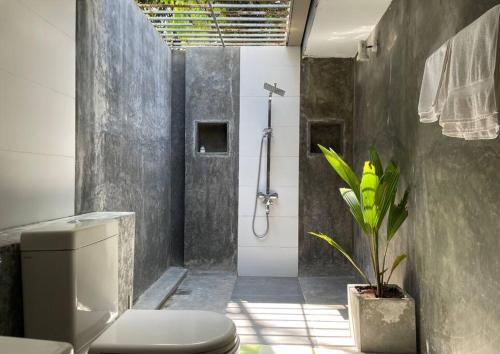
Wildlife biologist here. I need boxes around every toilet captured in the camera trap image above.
[20,220,239,354]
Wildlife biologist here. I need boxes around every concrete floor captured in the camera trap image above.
[163,271,364,353]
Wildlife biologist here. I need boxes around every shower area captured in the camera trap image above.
[182,46,354,278]
[238,47,301,276]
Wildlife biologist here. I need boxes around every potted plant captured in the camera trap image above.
[309,145,416,354]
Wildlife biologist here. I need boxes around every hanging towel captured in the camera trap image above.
[418,42,450,123]
[439,5,500,139]
[418,5,500,140]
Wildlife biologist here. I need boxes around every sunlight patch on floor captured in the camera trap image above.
[226,301,356,349]
[240,344,360,354]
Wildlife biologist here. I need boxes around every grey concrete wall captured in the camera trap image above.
[0,243,22,336]
[76,0,177,298]
[299,58,355,276]
[170,50,186,266]
[354,1,500,353]
[184,48,240,270]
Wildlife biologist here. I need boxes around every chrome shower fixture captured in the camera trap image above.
[252,82,286,239]
[264,82,286,96]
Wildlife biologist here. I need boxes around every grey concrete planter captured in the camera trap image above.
[348,284,416,353]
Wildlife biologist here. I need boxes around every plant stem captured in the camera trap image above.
[381,241,389,286]
[369,233,377,285]
[374,231,382,297]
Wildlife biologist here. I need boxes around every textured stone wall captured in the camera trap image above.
[0,242,22,336]
[169,50,186,266]
[354,1,500,353]
[76,0,177,298]
[184,48,240,270]
[299,58,355,276]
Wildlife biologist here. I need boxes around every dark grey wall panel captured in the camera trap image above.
[76,0,177,298]
[184,48,239,270]
[299,58,355,276]
[0,243,23,336]
[354,0,500,352]
[170,50,186,266]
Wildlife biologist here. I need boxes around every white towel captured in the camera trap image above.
[440,5,500,139]
[418,42,450,123]
[418,5,500,140]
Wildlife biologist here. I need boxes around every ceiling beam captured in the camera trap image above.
[287,0,312,46]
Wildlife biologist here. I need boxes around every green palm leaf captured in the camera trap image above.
[319,145,360,198]
[368,145,384,178]
[309,232,371,286]
[386,254,407,284]
[375,161,400,228]
[360,161,379,229]
[387,188,410,241]
[340,188,368,233]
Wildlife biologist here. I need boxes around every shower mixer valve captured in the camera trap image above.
[257,192,279,214]
[263,127,273,137]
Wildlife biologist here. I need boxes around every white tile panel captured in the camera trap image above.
[0,70,75,157]
[240,65,300,98]
[0,0,76,229]
[238,216,298,247]
[0,151,75,230]
[20,0,76,39]
[238,156,266,188]
[239,156,298,188]
[238,246,298,277]
[240,47,301,70]
[0,0,75,97]
[271,96,300,127]
[271,126,299,157]
[238,46,300,276]
[240,125,299,158]
[240,96,300,127]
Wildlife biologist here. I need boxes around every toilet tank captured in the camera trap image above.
[21,220,119,353]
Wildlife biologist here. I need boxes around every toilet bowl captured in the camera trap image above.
[89,310,239,354]
[20,220,239,354]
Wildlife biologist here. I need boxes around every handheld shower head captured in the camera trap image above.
[264,82,286,96]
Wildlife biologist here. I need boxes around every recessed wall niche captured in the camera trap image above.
[309,121,344,155]
[196,122,228,154]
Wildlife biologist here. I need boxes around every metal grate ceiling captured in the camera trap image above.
[136,0,293,48]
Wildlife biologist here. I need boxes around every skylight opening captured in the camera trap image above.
[136,0,292,48]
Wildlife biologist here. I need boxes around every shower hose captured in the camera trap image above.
[252,131,270,239]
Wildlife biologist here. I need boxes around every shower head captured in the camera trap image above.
[264,82,286,96]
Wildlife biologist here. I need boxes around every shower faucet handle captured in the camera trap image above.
[257,192,279,216]
[267,192,278,200]
[257,192,279,201]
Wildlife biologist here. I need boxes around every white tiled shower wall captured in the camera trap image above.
[0,0,76,229]
[238,47,300,276]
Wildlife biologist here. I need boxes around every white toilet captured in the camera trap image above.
[20,220,239,354]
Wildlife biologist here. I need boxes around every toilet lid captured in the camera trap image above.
[89,310,238,354]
